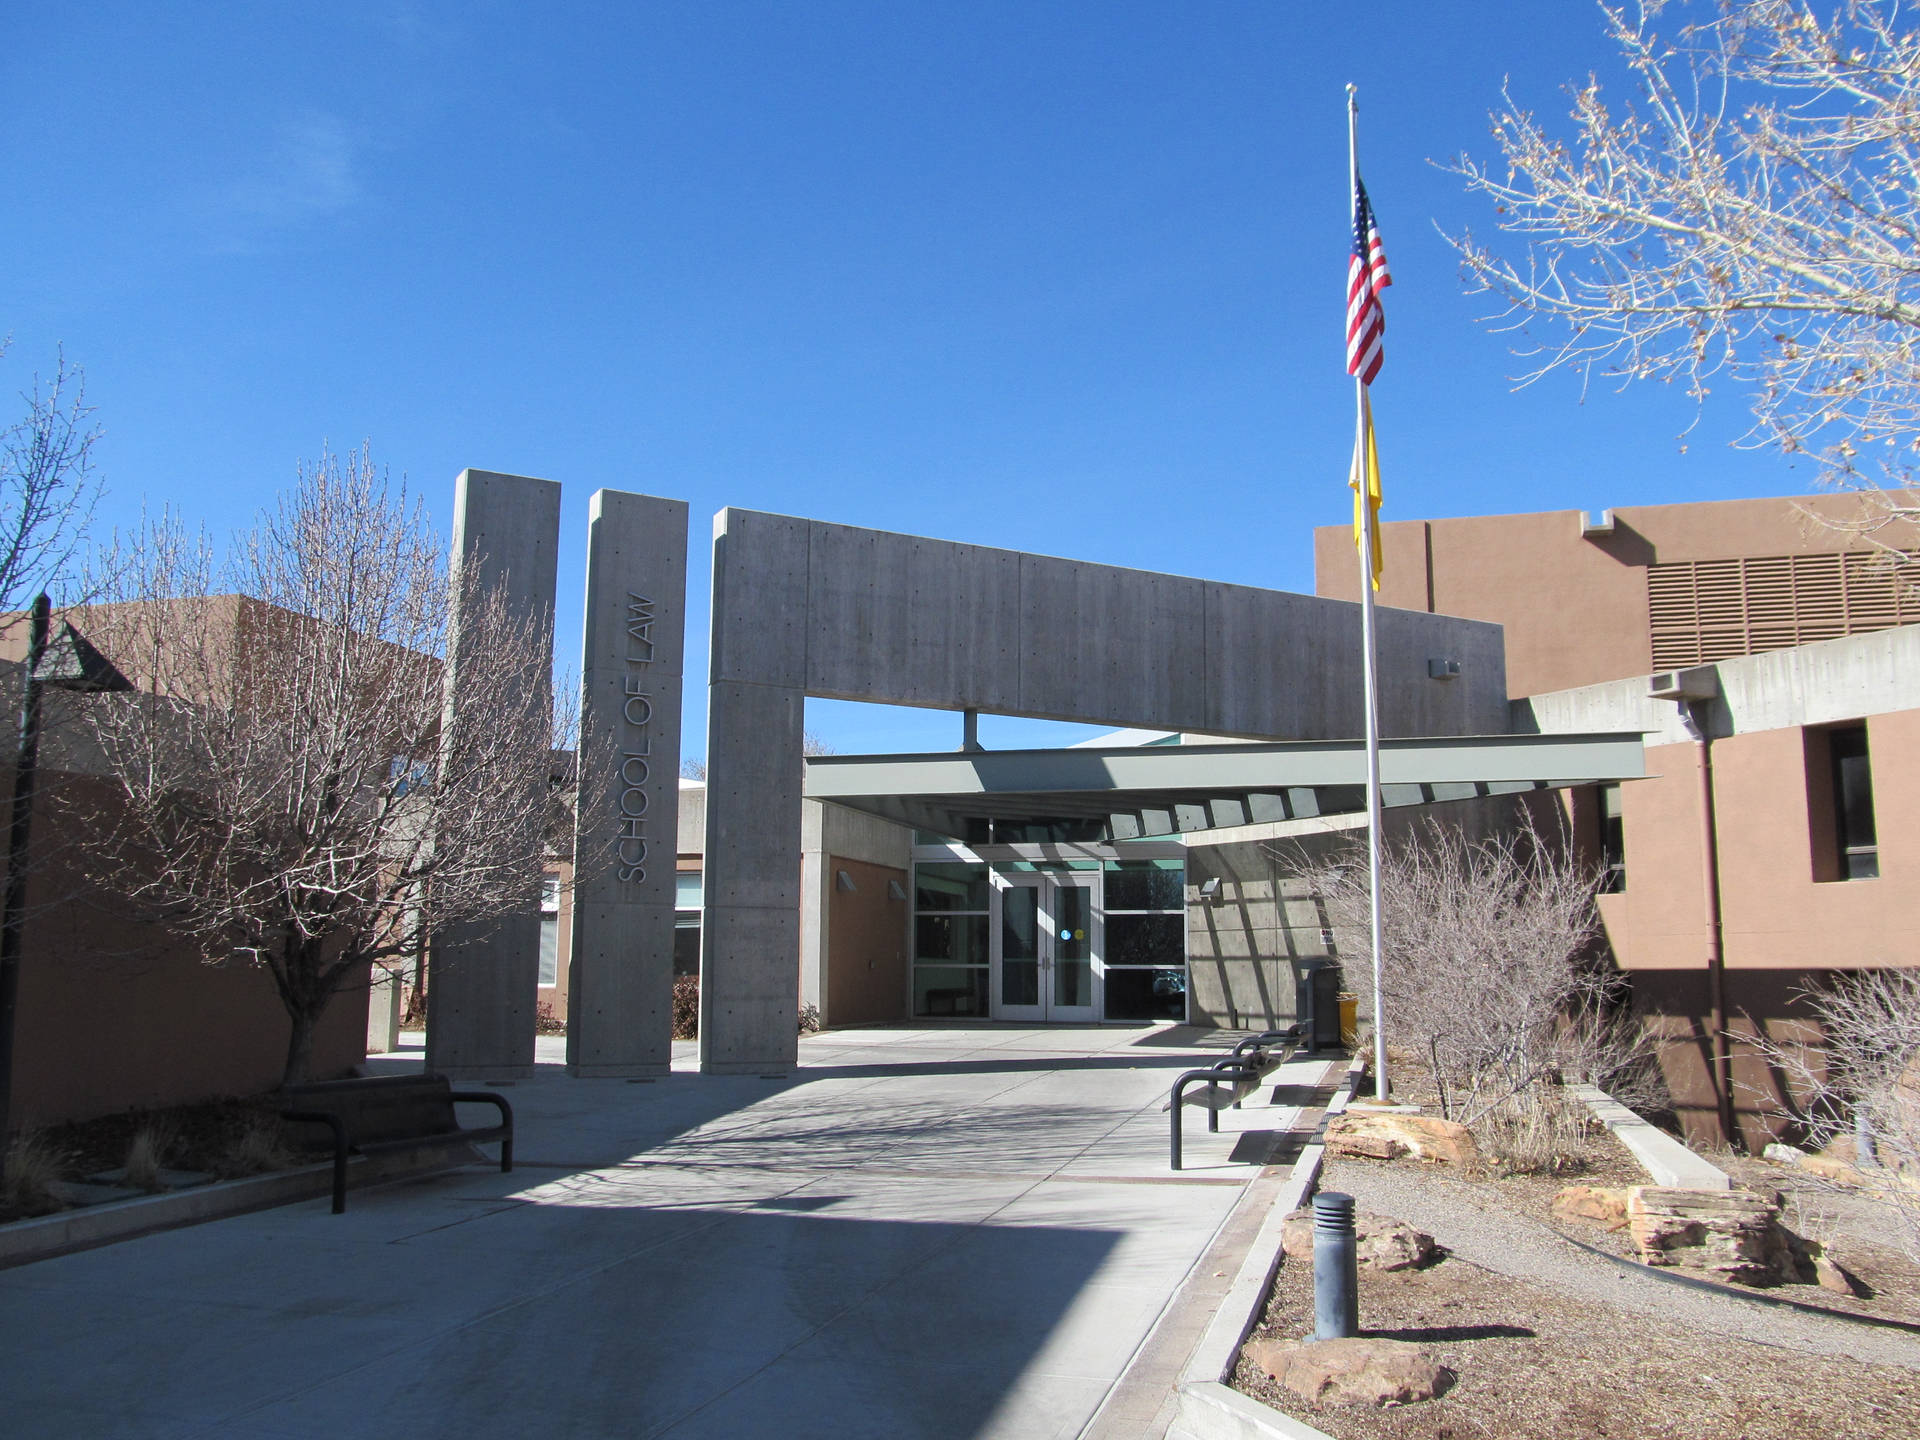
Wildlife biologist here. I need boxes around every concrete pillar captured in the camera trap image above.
[799,801,830,1022]
[425,469,560,1081]
[567,490,687,1077]
[365,964,403,1054]
[700,508,809,1074]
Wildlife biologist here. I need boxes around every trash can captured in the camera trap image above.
[1337,992,1359,1050]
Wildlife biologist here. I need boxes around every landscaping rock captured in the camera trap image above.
[1762,1142,1807,1165]
[1552,1184,1629,1230]
[1279,1208,1438,1271]
[1325,1112,1480,1167]
[1811,1251,1870,1298]
[1798,1153,1869,1188]
[1243,1336,1452,1407]
[1626,1186,1798,1285]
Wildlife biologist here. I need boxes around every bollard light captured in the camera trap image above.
[1312,1189,1360,1340]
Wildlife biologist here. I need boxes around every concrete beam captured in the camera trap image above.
[426,469,560,1081]
[568,490,688,1078]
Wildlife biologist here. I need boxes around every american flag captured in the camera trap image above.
[1346,175,1392,385]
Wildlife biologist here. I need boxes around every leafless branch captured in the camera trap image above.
[1445,0,1920,554]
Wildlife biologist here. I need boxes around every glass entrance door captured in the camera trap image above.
[993,874,1099,1022]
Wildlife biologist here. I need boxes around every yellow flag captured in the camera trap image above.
[1349,388,1383,590]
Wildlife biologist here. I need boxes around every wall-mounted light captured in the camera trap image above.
[1427,657,1461,681]
[886,879,908,901]
[835,870,856,892]
[1198,877,1222,902]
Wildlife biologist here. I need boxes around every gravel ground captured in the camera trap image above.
[1235,1240,1920,1440]
[1322,1156,1920,1370]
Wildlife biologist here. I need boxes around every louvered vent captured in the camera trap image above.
[1648,551,1919,668]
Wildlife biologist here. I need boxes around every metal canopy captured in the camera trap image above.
[803,732,1645,842]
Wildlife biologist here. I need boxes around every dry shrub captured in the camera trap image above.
[122,1123,174,1192]
[798,1001,821,1035]
[1281,814,1657,1170]
[1760,968,1920,1259]
[672,974,699,1039]
[534,999,567,1036]
[2,1132,70,1218]
[211,1115,294,1180]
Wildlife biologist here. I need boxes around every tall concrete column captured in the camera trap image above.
[700,509,808,1074]
[567,490,687,1077]
[425,469,560,1081]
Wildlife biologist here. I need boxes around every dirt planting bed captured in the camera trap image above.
[1235,1219,1920,1440]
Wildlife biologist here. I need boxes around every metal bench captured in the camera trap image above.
[280,1073,513,1214]
[1167,1024,1306,1170]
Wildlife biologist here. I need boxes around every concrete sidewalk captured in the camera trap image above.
[1,1025,1334,1440]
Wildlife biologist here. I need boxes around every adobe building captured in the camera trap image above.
[1317,494,1920,1146]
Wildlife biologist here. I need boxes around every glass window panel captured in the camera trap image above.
[913,966,989,1017]
[675,871,703,908]
[1001,886,1039,961]
[1103,967,1186,1022]
[915,913,989,965]
[1105,913,1185,967]
[1054,885,1092,961]
[1104,860,1185,911]
[673,924,701,977]
[914,862,990,912]
[537,917,559,987]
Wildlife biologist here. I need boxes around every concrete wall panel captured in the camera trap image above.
[568,489,687,1077]
[698,905,801,1073]
[711,509,810,689]
[1017,555,1210,729]
[427,468,560,1081]
[806,526,1022,709]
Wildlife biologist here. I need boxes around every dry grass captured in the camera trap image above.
[121,1122,175,1192]
[1,1133,70,1221]
[209,1114,294,1180]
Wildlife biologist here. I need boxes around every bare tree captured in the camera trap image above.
[0,344,102,625]
[70,446,560,1085]
[1281,816,1652,1135]
[1447,0,1920,557]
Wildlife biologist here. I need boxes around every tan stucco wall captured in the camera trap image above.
[1600,717,1917,976]
[1314,494,1881,697]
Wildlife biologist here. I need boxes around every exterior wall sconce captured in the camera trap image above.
[835,869,857,893]
[1427,657,1461,681]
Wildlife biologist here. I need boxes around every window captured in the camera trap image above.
[674,868,702,976]
[1103,859,1186,1022]
[912,862,990,1016]
[1830,726,1879,880]
[537,876,560,987]
[1598,784,1626,893]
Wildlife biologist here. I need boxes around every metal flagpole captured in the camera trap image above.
[1347,84,1389,1103]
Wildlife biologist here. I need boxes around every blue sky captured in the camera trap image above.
[1,2,1812,762]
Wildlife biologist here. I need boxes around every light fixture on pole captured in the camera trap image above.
[0,595,131,1183]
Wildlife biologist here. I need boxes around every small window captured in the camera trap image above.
[1831,725,1879,880]
[537,876,562,987]
[1598,784,1626,893]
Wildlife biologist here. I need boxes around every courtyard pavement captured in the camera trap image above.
[0,1025,1335,1440]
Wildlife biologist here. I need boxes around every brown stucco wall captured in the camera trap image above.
[7,772,369,1127]
[1588,709,1917,1146]
[824,855,909,1027]
[1314,494,1879,698]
